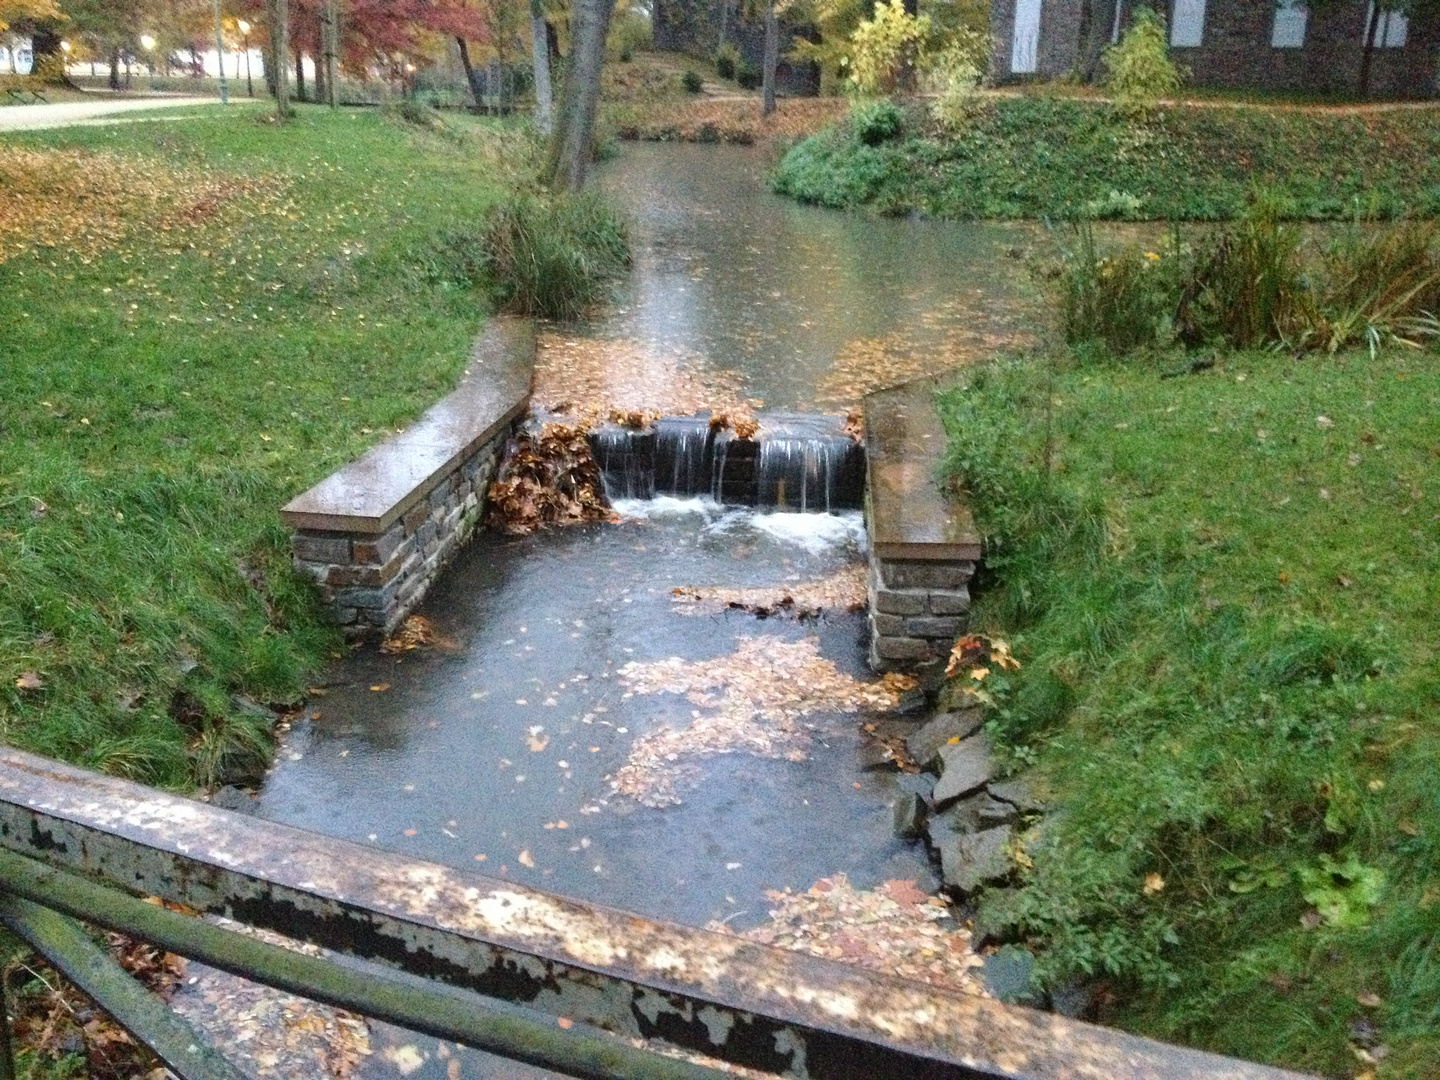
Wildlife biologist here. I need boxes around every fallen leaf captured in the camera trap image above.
[881,879,930,906]
[15,671,43,690]
[518,849,535,868]
[370,683,390,692]
[1143,873,1165,896]
[1357,991,1383,1008]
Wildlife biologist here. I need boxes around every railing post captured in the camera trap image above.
[0,965,16,1080]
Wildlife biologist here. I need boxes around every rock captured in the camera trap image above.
[892,791,927,839]
[906,708,984,770]
[209,785,258,815]
[228,693,278,720]
[931,735,994,807]
[972,792,1019,826]
[936,824,1013,894]
[982,946,1041,1006]
[895,772,935,803]
[857,740,896,771]
[988,775,1045,812]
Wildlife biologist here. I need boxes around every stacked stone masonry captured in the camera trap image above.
[279,316,534,639]
[868,556,976,669]
[291,433,505,638]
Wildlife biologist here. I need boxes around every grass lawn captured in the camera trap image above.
[0,103,525,790]
[773,96,1440,220]
[940,344,1440,1076]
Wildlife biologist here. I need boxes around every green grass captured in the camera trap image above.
[0,103,524,790]
[939,345,1440,1076]
[772,96,1440,220]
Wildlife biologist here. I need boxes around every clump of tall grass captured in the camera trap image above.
[1059,201,1440,356]
[474,191,630,320]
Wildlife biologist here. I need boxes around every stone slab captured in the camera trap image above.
[863,375,981,563]
[932,734,995,807]
[907,709,984,772]
[936,824,1013,894]
[280,318,534,534]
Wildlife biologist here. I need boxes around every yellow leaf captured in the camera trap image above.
[1143,873,1165,896]
[518,849,535,868]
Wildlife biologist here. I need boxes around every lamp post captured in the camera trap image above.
[237,20,253,97]
[212,0,229,104]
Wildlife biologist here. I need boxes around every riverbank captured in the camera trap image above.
[941,342,1440,1076]
[772,96,1440,220]
[0,104,522,791]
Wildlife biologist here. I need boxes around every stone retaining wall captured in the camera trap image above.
[280,317,534,639]
[290,433,506,637]
[867,555,976,671]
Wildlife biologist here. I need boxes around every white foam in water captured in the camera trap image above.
[746,509,867,555]
[615,497,866,556]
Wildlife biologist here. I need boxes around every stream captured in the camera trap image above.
[174,144,1042,1079]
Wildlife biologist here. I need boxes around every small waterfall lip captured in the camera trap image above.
[588,411,865,513]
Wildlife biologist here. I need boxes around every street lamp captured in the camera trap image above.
[237,19,253,97]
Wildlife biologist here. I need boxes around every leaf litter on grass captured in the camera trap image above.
[611,635,902,807]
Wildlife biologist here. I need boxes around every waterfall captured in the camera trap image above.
[589,412,864,512]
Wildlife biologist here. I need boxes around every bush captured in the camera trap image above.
[681,69,703,94]
[472,191,631,320]
[607,9,653,61]
[715,42,740,81]
[1102,7,1184,116]
[736,62,761,90]
[849,98,904,146]
[1059,223,1180,353]
[847,0,930,96]
[1310,216,1440,353]
[924,32,987,133]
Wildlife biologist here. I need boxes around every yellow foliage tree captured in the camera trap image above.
[847,0,928,97]
[0,0,62,33]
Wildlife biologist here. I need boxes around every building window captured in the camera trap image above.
[1170,0,1207,47]
[1011,0,1042,73]
[1365,3,1409,47]
[1272,0,1309,48]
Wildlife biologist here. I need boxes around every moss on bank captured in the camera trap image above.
[773,97,1440,220]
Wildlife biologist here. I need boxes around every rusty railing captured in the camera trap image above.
[0,748,1310,1080]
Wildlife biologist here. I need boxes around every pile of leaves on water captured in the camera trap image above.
[4,929,188,1078]
[612,635,903,807]
[486,423,618,535]
[709,874,988,996]
[670,565,867,619]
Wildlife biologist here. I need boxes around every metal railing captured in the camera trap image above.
[0,748,1309,1080]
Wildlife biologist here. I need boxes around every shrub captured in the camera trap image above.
[849,98,904,146]
[736,62,761,90]
[607,9,653,61]
[388,99,444,129]
[1102,7,1183,116]
[472,191,631,320]
[848,0,930,96]
[923,32,987,133]
[1177,195,1309,348]
[715,42,740,81]
[681,69,703,94]
[1059,223,1180,353]
[1309,217,1440,354]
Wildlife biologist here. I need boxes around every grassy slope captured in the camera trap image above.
[773,97,1440,220]
[0,104,517,790]
[939,346,1439,1076]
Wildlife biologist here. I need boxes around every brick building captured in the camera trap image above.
[991,0,1438,98]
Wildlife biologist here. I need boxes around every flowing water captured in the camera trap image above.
[186,145,1042,1079]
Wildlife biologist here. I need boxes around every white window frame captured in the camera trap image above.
[1010,0,1042,74]
[1365,3,1410,47]
[1271,0,1309,48]
[1170,0,1208,47]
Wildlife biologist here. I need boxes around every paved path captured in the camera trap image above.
[0,95,219,133]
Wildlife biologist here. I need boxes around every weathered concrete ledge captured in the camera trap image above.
[281,317,534,636]
[863,374,981,673]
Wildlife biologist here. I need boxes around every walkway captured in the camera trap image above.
[0,94,219,133]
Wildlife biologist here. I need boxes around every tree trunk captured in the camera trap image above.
[718,0,730,48]
[314,36,327,103]
[544,0,615,191]
[109,47,121,90]
[294,46,306,101]
[761,0,778,117]
[530,0,555,135]
[325,0,339,107]
[1358,2,1381,97]
[456,36,481,103]
[267,0,290,118]
[1077,0,1114,83]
